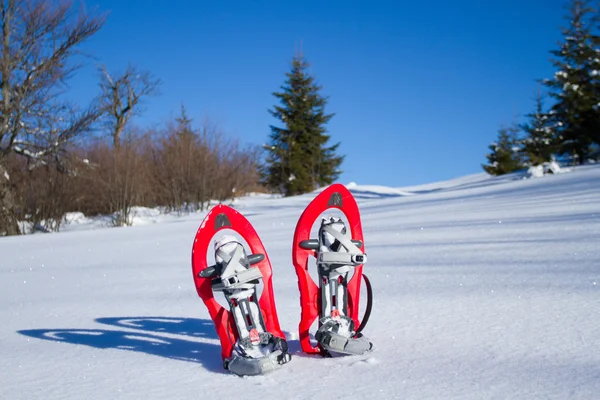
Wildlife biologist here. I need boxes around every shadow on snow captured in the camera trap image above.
[18,316,226,374]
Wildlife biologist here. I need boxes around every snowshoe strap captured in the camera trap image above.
[224,334,291,376]
[211,267,262,291]
[217,244,247,276]
[211,244,263,291]
[319,252,366,266]
[319,224,367,267]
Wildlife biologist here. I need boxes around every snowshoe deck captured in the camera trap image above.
[292,184,373,356]
[191,205,290,375]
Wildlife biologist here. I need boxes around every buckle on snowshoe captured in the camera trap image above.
[318,252,367,266]
[211,267,263,291]
[352,254,365,263]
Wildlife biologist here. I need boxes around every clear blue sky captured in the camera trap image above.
[73,0,566,187]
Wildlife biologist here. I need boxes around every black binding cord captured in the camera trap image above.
[354,274,372,336]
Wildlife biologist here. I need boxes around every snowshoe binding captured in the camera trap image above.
[192,205,291,376]
[293,184,373,356]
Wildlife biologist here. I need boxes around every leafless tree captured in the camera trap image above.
[81,135,151,226]
[0,0,106,235]
[98,64,160,149]
[149,112,262,212]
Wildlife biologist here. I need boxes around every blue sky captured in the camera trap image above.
[73,0,567,186]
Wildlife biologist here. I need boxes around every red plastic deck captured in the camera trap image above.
[191,205,285,361]
[292,184,366,354]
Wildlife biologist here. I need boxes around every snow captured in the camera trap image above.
[526,161,562,178]
[13,145,45,159]
[526,165,545,178]
[2,165,600,399]
[30,208,214,233]
[554,70,568,79]
[396,172,491,193]
[544,160,561,174]
[127,207,163,226]
[345,182,414,198]
[563,83,580,92]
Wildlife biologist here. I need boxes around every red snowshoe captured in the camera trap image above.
[292,184,373,356]
[191,205,291,375]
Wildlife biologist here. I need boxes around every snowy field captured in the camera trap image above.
[1,165,599,399]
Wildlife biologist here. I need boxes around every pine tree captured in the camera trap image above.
[544,0,600,164]
[482,124,525,176]
[591,5,600,138]
[520,90,556,165]
[263,54,343,196]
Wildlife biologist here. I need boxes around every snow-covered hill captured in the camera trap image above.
[1,165,599,399]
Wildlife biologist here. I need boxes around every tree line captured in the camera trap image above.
[0,0,264,235]
[0,0,344,236]
[483,0,600,175]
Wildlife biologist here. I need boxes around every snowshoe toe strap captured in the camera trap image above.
[210,242,264,291]
[301,238,364,250]
[199,253,264,279]
[319,224,366,267]
[319,252,366,265]
[211,267,262,291]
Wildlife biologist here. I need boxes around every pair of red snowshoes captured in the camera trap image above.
[191,184,373,376]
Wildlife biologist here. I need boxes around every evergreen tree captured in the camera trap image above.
[520,90,556,165]
[263,54,343,196]
[544,0,600,164]
[591,5,600,134]
[482,124,524,176]
[174,105,195,139]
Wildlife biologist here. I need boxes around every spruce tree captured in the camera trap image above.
[544,0,600,164]
[520,90,556,165]
[482,125,525,176]
[263,54,343,196]
[591,6,600,137]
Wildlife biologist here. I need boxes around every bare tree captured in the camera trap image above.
[0,0,106,235]
[81,135,151,226]
[98,64,160,149]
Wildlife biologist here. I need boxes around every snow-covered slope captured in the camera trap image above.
[1,166,599,400]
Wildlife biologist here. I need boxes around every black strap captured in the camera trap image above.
[354,274,372,336]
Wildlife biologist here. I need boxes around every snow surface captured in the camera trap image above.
[526,161,563,178]
[2,166,600,399]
